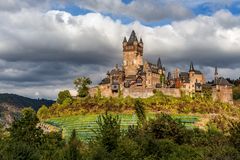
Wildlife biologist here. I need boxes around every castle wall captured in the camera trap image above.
[123,88,154,98]
[89,84,113,97]
[157,88,181,98]
[212,85,233,104]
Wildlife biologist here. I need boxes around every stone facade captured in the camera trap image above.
[90,30,233,104]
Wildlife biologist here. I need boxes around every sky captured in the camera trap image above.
[0,0,240,100]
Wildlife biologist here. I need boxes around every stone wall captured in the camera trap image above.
[123,88,154,98]
[212,86,233,104]
[157,88,181,98]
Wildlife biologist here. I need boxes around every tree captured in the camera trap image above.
[134,99,146,125]
[146,114,186,144]
[74,77,92,97]
[229,121,240,151]
[66,129,81,160]
[57,90,72,104]
[8,108,44,147]
[95,113,121,152]
[37,105,49,120]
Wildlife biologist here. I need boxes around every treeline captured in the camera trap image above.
[0,106,240,160]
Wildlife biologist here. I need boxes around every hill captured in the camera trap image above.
[0,93,54,126]
[0,93,54,110]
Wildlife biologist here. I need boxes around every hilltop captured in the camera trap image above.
[0,93,54,126]
[0,93,54,110]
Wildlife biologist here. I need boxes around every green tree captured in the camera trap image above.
[95,113,121,152]
[229,121,240,151]
[66,129,81,160]
[37,105,49,120]
[134,99,146,125]
[146,114,186,144]
[8,108,44,146]
[74,77,92,97]
[57,90,72,104]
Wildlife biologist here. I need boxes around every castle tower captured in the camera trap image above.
[123,30,143,76]
[214,66,218,83]
[189,61,195,78]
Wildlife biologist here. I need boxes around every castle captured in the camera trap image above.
[89,31,233,104]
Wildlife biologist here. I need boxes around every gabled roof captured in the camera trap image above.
[214,77,232,86]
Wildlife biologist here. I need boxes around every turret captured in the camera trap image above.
[189,61,195,72]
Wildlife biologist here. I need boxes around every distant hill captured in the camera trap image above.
[0,93,55,127]
[0,93,54,110]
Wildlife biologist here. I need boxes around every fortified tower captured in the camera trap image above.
[122,30,143,77]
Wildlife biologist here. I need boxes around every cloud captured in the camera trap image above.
[0,5,240,99]
[73,0,192,22]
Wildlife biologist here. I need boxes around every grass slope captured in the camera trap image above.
[45,113,199,141]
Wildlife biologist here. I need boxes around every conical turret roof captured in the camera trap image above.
[157,57,163,69]
[189,61,195,72]
[127,30,138,44]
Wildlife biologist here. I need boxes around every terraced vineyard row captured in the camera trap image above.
[45,114,199,141]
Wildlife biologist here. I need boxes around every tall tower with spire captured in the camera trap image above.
[122,30,143,76]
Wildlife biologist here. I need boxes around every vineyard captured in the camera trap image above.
[45,114,199,141]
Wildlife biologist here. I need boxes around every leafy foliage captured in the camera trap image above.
[95,113,121,152]
[57,90,73,104]
[134,99,146,125]
[74,77,92,97]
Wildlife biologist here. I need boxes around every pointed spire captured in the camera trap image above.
[127,30,138,44]
[214,66,218,76]
[123,36,127,43]
[157,57,162,69]
[189,61,195,72]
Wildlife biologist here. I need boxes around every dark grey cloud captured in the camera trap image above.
[74,0,192,22]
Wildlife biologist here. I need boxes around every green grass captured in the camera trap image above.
[44,114,199,141]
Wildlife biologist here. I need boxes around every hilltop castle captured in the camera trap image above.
[90,31,233,104]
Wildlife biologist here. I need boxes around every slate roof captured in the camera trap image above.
[157,57,163,69]
[99,77,110,85]
[179,72,190,83]
[110,68,122,75]
[214,77,232,86]
[189,62,195,72]
[195,70,202,75]
[147,62,159,74]
[127,30,138,45]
